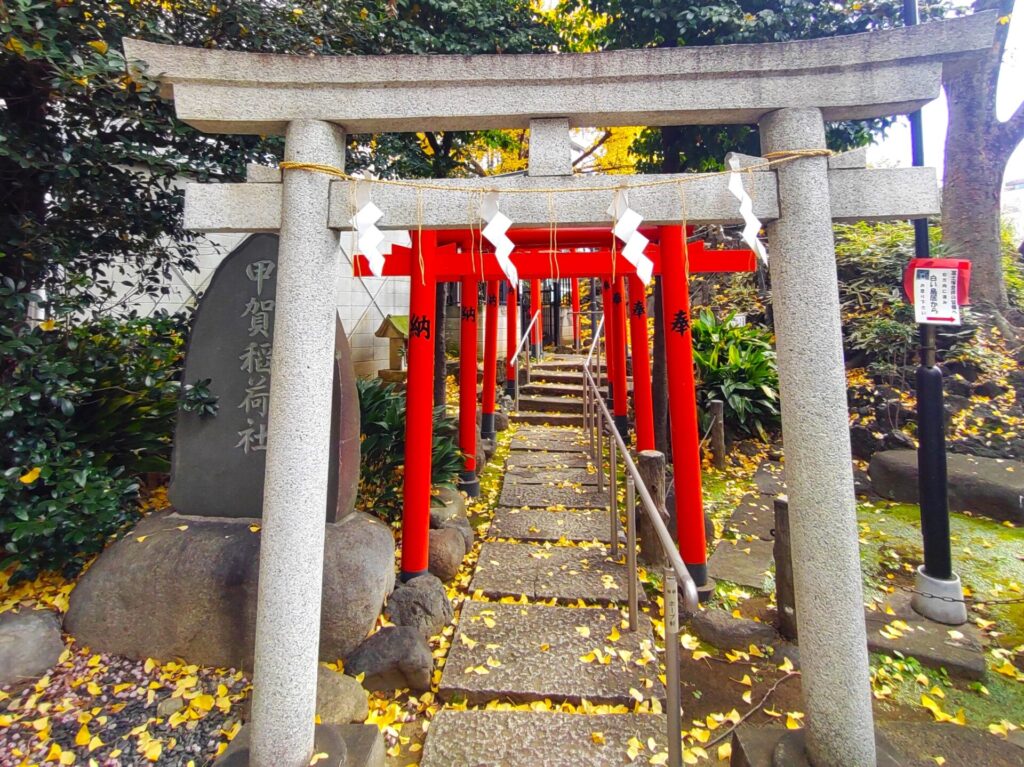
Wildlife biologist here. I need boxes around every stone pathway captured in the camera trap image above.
[421,414,670,767]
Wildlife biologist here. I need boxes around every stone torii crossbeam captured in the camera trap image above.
[125,13,994,767]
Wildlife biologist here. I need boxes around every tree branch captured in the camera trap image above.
[997,97,1024,159]
[572,130,612,168]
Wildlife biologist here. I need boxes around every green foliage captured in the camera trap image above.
[834,221,923,380]
[355,377,463,523]
[557,0,954,173]
[1002,224,1024,310]
[690,309,779,440]
[0,299,190,580]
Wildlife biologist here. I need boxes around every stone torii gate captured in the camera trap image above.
[125,13,993,767]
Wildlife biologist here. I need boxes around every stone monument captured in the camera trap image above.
[172,233,359,520]
[65,235,394,672]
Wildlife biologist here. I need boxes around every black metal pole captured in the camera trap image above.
[905,0,953,581]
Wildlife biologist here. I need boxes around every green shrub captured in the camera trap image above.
[0,294,192,581]
[690,309,779,441]
[1002,224,1024,311]
[355,377,463,524]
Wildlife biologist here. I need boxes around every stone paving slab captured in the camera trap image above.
[707,538,774,589]
[471,542,646,604]
[421,710,668,767]
[506,451,591,469]
[439,601,664,705]
[505,466,597,486]
[724,494,775,541]
[489,508,611,543]
[500,482,609,509]
[865,592,986,680]
[754,461,786,496]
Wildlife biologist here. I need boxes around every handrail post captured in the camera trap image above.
[664,568,682,767]
[513,350,520,412]
[596,406,604,493]
[609,437,619,558]
[625,475,638,632]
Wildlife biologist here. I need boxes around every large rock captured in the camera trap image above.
[431,486,466,521]
[64,511,395,669]
[384,574,453,639]
[690,608,778,650]
[0,609,64,688]
[869,450,1024,523]
[317,665,369,724]
[428,528,467,583]
[344,626,432,692]
[493,410,510,432]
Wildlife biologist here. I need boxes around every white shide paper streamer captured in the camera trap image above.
[480,192,518,286]
[607,190,654,285]
[726,156,768,265]
[352,184,386,277]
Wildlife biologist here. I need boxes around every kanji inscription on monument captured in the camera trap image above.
[170,234,359,520]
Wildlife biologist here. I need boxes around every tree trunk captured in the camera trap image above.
[940,1,1022,311]
[942,57,1009,310]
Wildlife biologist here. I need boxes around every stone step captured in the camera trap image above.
[506,451,591,469]
[505,465,597,485]
[511,411,584,427]
[489,507,610,543]
[508,427,588,453]
[531,369,633,387]
[517,394,584,414]
[499,480,608,509]
[519,381,585,398]
[421,710,668,767]
[439,601,663,705]
[472,541,644,605]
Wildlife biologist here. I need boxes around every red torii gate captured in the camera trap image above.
[355,227,755,587]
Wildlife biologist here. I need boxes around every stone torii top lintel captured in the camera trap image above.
[123,11,993,134]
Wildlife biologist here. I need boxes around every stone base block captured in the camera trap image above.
[730,725,900,767]
[731,721,1024,767]
[64,511,395,669]
[911,566,968,626]
[216,723,384,767]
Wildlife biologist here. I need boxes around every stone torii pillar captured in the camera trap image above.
[458,277,481,496]
[760,107,875,766]
[249,120,344,767]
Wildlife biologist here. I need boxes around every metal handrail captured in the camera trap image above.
[513,310,541,362]
[581,361,697,767]
[510,310,541,411]
[584,368,700,611]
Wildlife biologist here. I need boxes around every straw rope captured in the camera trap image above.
[278,147,834,195]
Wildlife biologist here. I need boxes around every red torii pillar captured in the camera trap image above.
[530,279,543,359]
[610,276,630,437]
[401,230,438,580]
[505,283,519,398]
[458,277,481,497]
[571,279,581,350]
[481,280,500,443]
[601,279,615,410]
[659,224,707,588]
[627,275,655,452]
